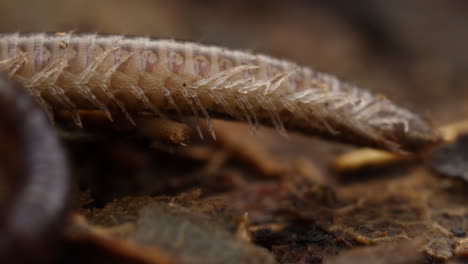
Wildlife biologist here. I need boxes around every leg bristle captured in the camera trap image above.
[28,89,55,125]
[76,84,113,121]
[129,84,163,117]
[239,95,259,134]
[163,87,184,121]
[256,95,286,136]
[264,70,295,95]
[77,48,113,84]
[190,89,215,140]
[100,84,135,125]
[6,53,28,78]
[46,85,82,127]
[180,87,204,139]
[233,93,255,132]
[71,111,83,127]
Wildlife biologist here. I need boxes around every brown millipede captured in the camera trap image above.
[0,32,439,153]
[0,75,71,263]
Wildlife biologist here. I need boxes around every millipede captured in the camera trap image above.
[0,32,439,153]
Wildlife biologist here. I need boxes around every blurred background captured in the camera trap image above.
[0,0,466,126]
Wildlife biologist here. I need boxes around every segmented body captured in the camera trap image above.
[0,33,437,152]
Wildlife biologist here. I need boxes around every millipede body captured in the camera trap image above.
[0,32,439,152]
